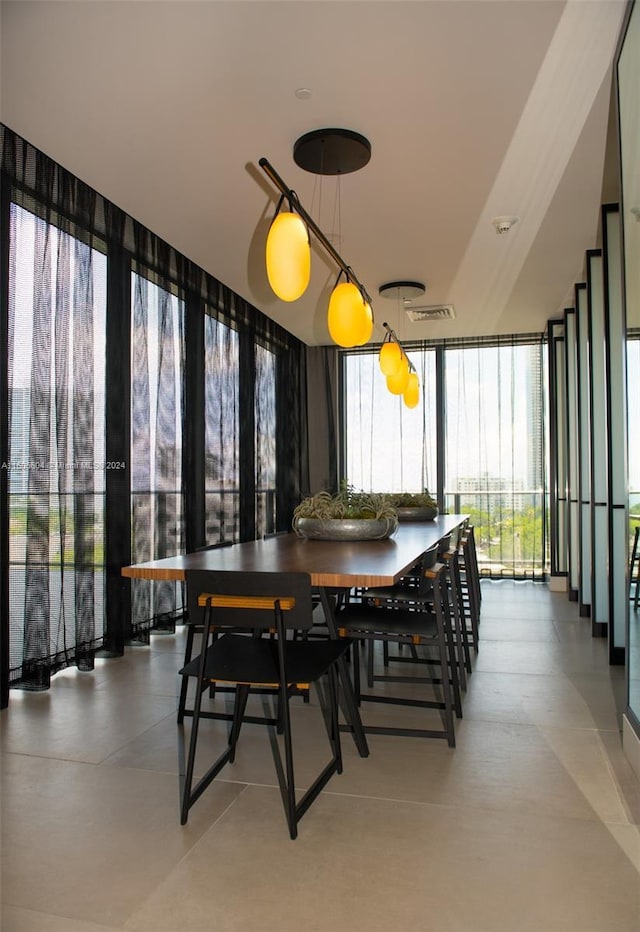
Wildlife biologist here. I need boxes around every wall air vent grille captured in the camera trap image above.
[405,304,456,322]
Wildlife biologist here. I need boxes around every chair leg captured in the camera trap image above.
[432,581,456,748]
[277,682,298,840]
[327,665,343,774]
[318,587,369,758]
[450,553,472,676]
[228,684,250,762]
[177,624,196,723]
[433,576,462,719]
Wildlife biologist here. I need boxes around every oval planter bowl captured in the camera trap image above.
[293,516,398,541]
[395,505,439,522]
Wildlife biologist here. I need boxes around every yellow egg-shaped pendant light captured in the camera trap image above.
[354,301,374,346]
[379,340,403,376]
[328,281,371,348]
[386,355,410,394]
[265,211,310,302]
[403,371,420,408]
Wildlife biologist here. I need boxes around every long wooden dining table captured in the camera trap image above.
[121,513,469,757]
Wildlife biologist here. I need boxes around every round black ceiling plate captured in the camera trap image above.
[379,281,426,300]
[293,128,371,175]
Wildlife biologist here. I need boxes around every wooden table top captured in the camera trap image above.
[121,514,469,589]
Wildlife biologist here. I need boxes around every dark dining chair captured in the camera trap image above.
[176,540,233,724]
[458,524,481,650]
[178,570,350,838]
[335,553,458,747]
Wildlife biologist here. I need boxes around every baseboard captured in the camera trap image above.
[548,575,568,593]
[591,621,607,638]
[579,603,591,617]
[569,588,579,602]
[622,714,640,782]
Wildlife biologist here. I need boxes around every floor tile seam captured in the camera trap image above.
[595,729,640,826]
[532,722,623,735]
[461,714,622,734]
[317,787,629,827]
[1,749,107,767]
[94,683,183,701]
[470,668,623,679]
[0,902,122,932]
[83,710,183,767]
[474,666,616,678]
[471,636,563,644]
[118,787,255,930]
[479,615,566,628]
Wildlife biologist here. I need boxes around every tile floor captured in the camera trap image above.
[2,581,640,932]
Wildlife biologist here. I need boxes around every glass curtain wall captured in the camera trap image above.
[255,343,276,536]
[6,199,107,688]
[130,273,185,638]
[342,336,547,578]
[628,336,640,525]
[1,125,308,701]
[204,313,239,544]
[445,339,547,578]
[343,349,437,494]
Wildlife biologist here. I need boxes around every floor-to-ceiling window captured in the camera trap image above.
[342,336,547,578]
[343,348,437,494]
[1,125,308,703]
[130,272,185,636]
[204,313,239,543]
[444,340,547,578]
[6,199,107,687]
[255,342,276,537]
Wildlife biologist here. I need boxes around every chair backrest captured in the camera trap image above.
[414,543,439,595]
[185,570,314,633]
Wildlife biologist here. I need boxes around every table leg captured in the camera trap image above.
[319,587,369,758]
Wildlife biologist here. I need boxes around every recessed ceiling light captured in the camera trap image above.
[294,88,312,100]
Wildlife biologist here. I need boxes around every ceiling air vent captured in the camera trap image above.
[405,304,456,322]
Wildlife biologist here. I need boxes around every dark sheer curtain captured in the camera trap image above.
[443,334,547,578]
[203,311,239,543]
[341,333,547,579]
[1,124,309,701]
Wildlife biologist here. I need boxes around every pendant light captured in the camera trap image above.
[378,283,425,406]
[386,355,410,394]
[379,334,403,376]
[259,129,374,347]
[403,371,420,408]
[327,274,373,348]
[380,321,421,406]
[265,195,310,302]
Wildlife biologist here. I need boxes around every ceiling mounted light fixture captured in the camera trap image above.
[492,215,518,234]
[380,321,420,408]
[378,280,426,302]
[265,194,311,302]
[259,128,373,348]
[378,282,425,408]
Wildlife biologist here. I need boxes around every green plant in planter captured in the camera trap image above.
[386,490,438,508]
[293,487,397,521]
[292,485,398,539]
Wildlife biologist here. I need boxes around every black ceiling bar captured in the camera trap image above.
[258,157,373,308]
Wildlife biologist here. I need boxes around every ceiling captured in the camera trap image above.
[0,0,629,345]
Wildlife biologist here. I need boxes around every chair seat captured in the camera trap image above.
[181,633,348,686]
[337,602,438,639]
[362,585,433,605]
